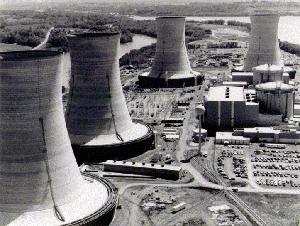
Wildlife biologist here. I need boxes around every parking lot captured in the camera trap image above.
[215,145,249,187]
[249,144,300,189]
[214,143,300,190]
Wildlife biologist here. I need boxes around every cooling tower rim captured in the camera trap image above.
[64,172,118,226]
[250,9,279,16]
[0,50,62,60]
[156,16,185,19]
[67,32,120,39]
[75,122,153,148]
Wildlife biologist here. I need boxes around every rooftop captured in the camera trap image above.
[232,72,253,76]
[244,127,300,135]
[103,160,182,171]
[216,132,250,141]
[206,86,245,102]
[253,64,283,72]
[255,81,294,91]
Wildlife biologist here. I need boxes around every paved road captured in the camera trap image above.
[110,78,300,226]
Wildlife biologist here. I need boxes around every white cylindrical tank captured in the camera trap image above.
[139,16,201,88]
[0,50,111,226]
[66,32,152,159]
[244,10,282,71]
[252,64,285,85]
[256,81,294,119]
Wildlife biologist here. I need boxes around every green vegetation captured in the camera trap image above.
[228,20,251,32]
[116,2,300,17]
[279,41,300,56]
[119,20,213,67]
[201,20,225,25]
[0,11,211,51]
[120,44,155,67]
[0,11,132,48]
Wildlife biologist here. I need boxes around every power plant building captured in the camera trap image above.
[66,33,153,162]
[253,64,289,85]
[204,86,259,128]
[244,10,282,71]
[138,16,203,88]
[219,127,300,144]
[256,81,294,119]
[0,50,117,226]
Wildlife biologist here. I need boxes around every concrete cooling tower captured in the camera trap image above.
[139,16,202,88]
[244,10,282,71]
[0,50,117,226]
[66,33,153,162]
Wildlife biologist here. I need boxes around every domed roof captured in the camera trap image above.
[255,81,294,91]
[253,64,283,72]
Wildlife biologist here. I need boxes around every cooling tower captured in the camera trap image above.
[244,10,282,71]
[138,16,202,88]
[66,33,153,162]
[0,50,117,226]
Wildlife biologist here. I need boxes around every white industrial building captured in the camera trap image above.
[256,81,294,119]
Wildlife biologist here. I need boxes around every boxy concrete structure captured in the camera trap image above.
[204,86,259,129]
[244,10,282,71]
[66,33,153,162]
[0,50,117,226]
[139,16,203,88]
[102,160,182,180]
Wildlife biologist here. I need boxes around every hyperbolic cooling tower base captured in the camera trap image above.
[0,173,118,226]
[138,71,203,88]
[72,123,154,163]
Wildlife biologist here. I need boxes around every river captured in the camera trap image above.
[130,15,300,45]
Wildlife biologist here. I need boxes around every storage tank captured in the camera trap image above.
[66,32,153,162]
[138,16,202,88]
[252,64,289,85]
[244,10,282,71]
[0,50,116,226]
[256,81,294,119]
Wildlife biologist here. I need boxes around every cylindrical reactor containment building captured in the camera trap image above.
[252,64,289,85]
[244,10,282,71]
[66,33,153,161]
[139,16,201,88]
[256,81,294,119]
[0,51,113,226]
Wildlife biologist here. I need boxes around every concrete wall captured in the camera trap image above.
[253,69,284,85]
[149,16,192,78]
[66,33,133,145]
[205,100,260,129]
[244,11,281,71]
[232,74,253,84]
[256,90,294,118]
[0,51,84,212]
[102,161,181,180]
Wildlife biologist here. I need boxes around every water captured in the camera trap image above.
[130,15,300,45]
[120,34,156,56]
